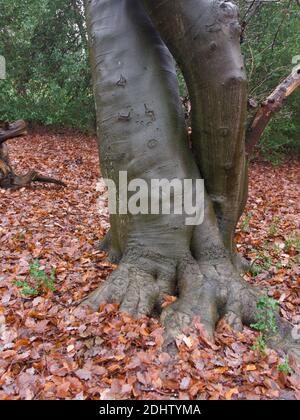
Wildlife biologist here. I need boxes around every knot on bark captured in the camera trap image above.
[218,1,238,21]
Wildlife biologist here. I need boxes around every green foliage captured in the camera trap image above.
[252,334,267,354]
[249,263,262,277]
[250,250,273,275]
[15,280,40,297]
[284,233,300,253]
[0,0,299,145]
[241,211,252,233]
[0,0,95,131]
[251,295,279,335]
[268,217,281,236]
[15,259,56,297]
[177,68,188,98]
[277,356,293,375]
[239,0,300,160]
[251,295,279,354]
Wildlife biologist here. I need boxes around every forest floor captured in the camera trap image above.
[0,129,299,400]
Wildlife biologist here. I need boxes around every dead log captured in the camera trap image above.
[0,120,28,145]
[0,120,66,189]
[246,64,300,155]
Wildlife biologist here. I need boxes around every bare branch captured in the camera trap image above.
[246,64,300,154]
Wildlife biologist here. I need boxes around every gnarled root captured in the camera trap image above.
[81,250,178,318]
[231,251,251,274]
[95,230,122,264]
[161,258,300,363]
[161,258,254,346]
[0,120,27,144]
[267,317,300,363]
[82,250,299,363]
[0,120,66,189]
[161,258,218,347]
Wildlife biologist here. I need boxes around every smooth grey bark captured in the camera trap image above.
[86,0,197,257]
[82,0,300,360]
[83,0,204,323]
[142,0,249,265]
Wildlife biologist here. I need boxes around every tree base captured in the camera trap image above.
[96,231,252,275]
[81,251,300,364]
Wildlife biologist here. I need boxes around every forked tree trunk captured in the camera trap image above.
[0,120,66,189]
[82,0,299,360]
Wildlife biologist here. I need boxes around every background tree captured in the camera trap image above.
[0,0,95,131]
[0,0,299,159]
[239,0,300,161]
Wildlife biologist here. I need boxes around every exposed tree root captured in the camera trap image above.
[95,230,251,274]
[81,250,178,317]
[268,317,300,363]
[82,252,300,364]
[0,169,67,189]
[231,252,251,274]
[163,258,300,362]
[161,258,257,347]
[95,231,121,264]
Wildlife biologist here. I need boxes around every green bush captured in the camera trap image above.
[0,0,95,132]
[239,0,300,160]
[0,0,299,150]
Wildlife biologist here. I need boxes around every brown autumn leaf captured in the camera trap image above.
[75,368,92,381]
[0,130,299,400]
[225,387,239,400]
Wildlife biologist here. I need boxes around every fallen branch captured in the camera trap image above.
[0,120,28,145]
[0,120,66,189]
[246,65,300,155]
[2,170,67,189]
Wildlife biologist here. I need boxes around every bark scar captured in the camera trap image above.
[144,104,156,121]
[116,74,127,87]
[118,112,131,122]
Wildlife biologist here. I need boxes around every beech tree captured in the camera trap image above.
[82,0,299,359]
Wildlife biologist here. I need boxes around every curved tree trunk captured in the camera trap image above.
[83,0,204,325]
[142,0,249,268]
[83,0,300,360]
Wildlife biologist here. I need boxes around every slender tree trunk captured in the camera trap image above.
[82,0,300,360]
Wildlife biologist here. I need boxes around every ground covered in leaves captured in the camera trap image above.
[0,129,299,400]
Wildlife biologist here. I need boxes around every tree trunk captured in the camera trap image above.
[82,0,300,360]
[0,120,66,189]
[142,0,249,268]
